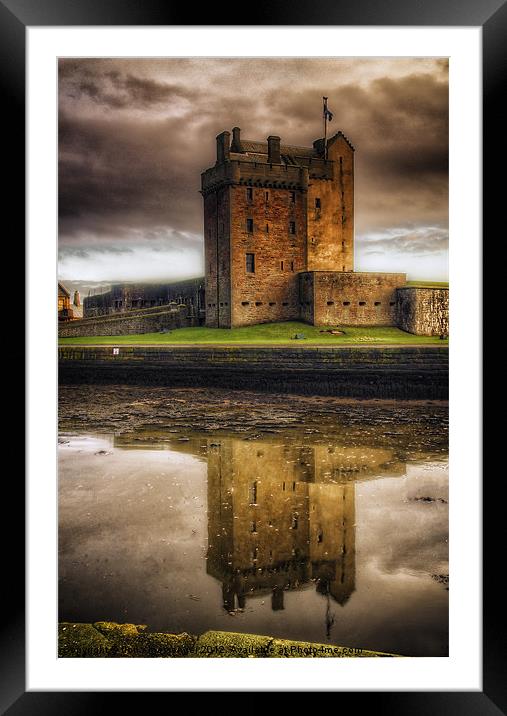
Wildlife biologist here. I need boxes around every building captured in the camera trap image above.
[83,278,205,321]
[58,282,74,321]
[201,126,448,334]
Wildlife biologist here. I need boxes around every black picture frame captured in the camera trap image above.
[9,0,493,710]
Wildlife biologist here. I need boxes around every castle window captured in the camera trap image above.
[266,224,269,233]
[343,301,350,306]
[241,301,250,306]
[255,301,263,306]
[342,266,346,272]
[246,218,254,233]
[317,529,324,544]
[280,260,284,271]
[251,521,257,533]
[359,301,366,306]
[290,191,296,203]
[269,302,276,306]
[246,253,255,273]
[246,187,253,201]
[282,302,289,306]
[390,301,395,306]
[265,191,269,203]
[327,301,334,306]
[289,221,296,234]
[315,197,321,209]
[291,513,299,530]
[249,481,258,505]
[290,261,294,272]
[374,301,381,306]
[342,241,345,247]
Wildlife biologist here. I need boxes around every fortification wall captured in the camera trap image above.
[84,278,204,318]
[396,287,449,336]
[58,304,194,338]
[300,271,406,326]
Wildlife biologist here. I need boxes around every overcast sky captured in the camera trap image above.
[58,57,448,297]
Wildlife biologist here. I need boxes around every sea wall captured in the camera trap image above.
[58,304,196,338]
[58,345,449,400]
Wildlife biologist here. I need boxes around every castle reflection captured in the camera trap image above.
[206,438,405,613]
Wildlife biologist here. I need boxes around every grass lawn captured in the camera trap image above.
[59,322,448,346]
[406,280,449,288]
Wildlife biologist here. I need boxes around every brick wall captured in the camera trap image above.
[396,287,449,336]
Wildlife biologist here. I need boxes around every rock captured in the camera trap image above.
[194,630,273,658]
[292,333,306,340]
[58,623,111,657]
[58,623,400,658]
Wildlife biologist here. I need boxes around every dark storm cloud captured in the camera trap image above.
[58,58,448,281]
[70,72,199,110]
[59,111,204,236]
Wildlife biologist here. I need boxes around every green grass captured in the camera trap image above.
[59,322,448,346]
[406,280,449,288]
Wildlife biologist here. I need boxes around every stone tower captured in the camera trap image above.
[201,127,354,328]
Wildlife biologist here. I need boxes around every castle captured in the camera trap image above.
[201,127,448,334]
[62,125,448,339]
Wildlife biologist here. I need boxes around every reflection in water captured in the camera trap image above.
[59,424,447,656]
[206,441,404,618]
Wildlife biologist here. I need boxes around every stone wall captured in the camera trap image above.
[396,287,449,336]
[58,304,194,338]
[204,186,232,328]
[306,133,354,273]
[300,271,406,326]
[230,184,307,327]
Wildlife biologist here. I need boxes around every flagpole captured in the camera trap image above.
[323,96,327,159]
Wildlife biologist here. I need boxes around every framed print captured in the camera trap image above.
[8,0,494,710]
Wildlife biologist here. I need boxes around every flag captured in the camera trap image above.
[323,96,333,122]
